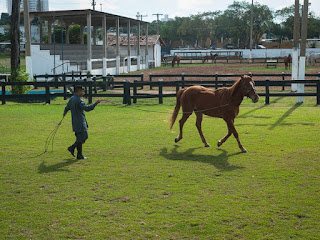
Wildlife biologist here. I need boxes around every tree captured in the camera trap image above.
[215,1,273,48]
[275,5,320,40]
[10,0,21,79]
[0,28,10,42]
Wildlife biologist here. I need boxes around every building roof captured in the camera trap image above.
[23,9,148,27]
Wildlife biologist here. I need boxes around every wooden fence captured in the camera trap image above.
[1,78,320,105]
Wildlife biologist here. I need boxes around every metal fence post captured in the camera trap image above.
[149,73,153,90]
[102,76,107,91]
[159,79,163,104]
[317,78,320,105]
[45,82,50,104]
[88,81,93,104]
[215,72,219,89]
[34,74,38,89]
[141,72,144,90]
[63,83,67,100]
[123,80,131,105]
[282,72,285,91]
[175,79,180,94]
[181,73,185,89]
[1,82,6,105]
[133,79,137,104]
[63,72,66,83]
[265,78,270,105]
[122,80,127,104]
[126,80,131,105]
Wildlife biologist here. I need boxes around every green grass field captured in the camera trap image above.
[1,96,320,239]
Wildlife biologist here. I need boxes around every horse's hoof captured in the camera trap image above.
[205,143,210,147]
[175,138,180,143]
[241,148,248,153]
[217,141,222,147]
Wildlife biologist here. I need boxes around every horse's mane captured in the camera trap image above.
[230,77,243,97]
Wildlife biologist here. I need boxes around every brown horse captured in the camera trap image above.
[202,53,218,63]
[170,75,259,153]
[284,54,292,69]
[172,55,181,67]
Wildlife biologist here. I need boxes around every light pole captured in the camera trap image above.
[153,13,163,35]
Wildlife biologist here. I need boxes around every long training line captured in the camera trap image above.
[30,116,64,158]
[100,100,230,114]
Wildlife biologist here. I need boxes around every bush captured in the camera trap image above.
[10,71,31,95]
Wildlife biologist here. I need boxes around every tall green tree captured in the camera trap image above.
[10,0,21,79]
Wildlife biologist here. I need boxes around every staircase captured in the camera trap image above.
[39,44,118,71]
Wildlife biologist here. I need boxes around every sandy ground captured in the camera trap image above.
[119,62,320,82]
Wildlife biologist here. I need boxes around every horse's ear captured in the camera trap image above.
[249,73,253,77]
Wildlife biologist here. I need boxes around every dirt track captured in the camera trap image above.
[122,62,320,82]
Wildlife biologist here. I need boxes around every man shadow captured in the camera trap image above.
[160,145,244,172]
[38,158,80,174]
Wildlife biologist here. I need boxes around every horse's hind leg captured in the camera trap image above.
[175,112,192,143]
[195,112,210,147]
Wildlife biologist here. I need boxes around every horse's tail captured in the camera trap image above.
[170,89,185,130]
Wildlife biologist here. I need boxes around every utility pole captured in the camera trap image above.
[153,13,163,35]
[291,0,300,92]
[249,0,253,63]
[10,0,21,78]
[297,0,309,103]
[91,0,96,10]
[136,12,147,21]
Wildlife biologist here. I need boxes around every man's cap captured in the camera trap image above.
[75,85,85,91]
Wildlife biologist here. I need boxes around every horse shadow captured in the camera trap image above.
[160,145,244,172]
[38,158,80,174]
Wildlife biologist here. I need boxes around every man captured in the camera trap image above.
[63,85,100,159]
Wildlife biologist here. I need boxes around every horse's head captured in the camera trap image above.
[239,75,259,103]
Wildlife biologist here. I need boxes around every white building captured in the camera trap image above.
[25,10,164,77]
[7,0,49,15]
[161,14,173,22]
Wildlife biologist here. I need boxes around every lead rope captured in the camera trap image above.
[30,116,65,158]
[99,100,230,114]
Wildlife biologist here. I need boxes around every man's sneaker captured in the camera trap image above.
[77,155,88,160]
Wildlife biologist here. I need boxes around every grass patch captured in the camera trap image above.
[1,97,320,239]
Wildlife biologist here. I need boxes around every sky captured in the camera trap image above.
[1,0,319,22]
